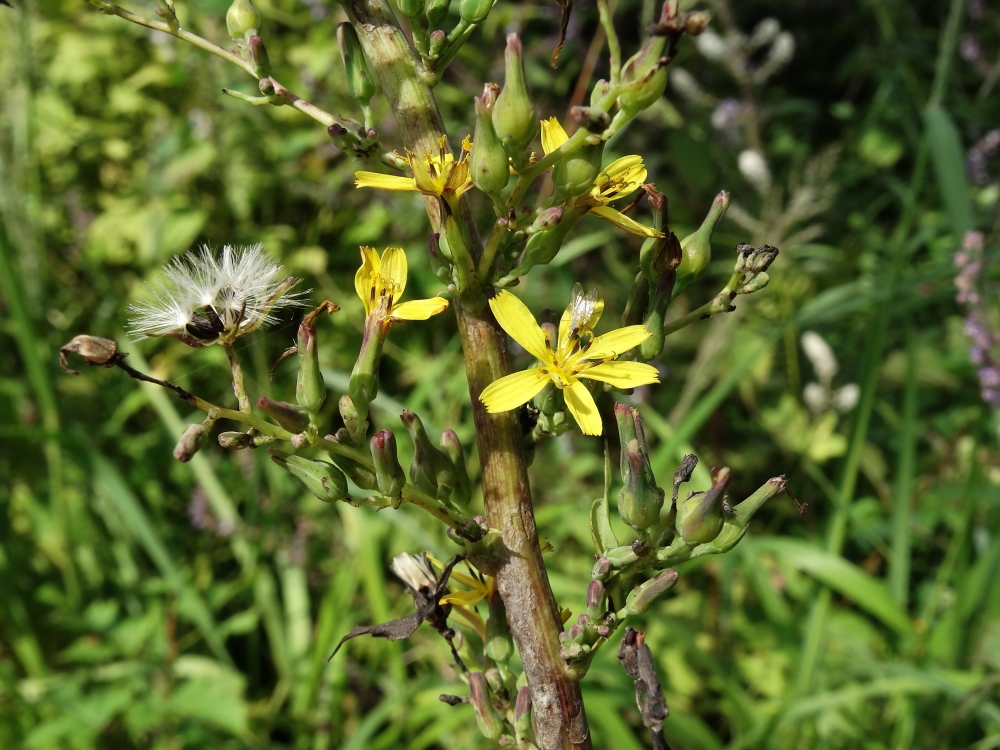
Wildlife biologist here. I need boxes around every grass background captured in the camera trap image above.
[2,0,1000,747]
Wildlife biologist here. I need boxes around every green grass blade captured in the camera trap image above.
[889,325,918,608]
[755,538,913,635]
[90,452,231,664]
[924,107,975,237]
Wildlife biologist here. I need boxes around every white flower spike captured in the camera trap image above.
[128,244,303,347]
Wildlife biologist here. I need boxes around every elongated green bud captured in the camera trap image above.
[485,593,513,664]
[371,429,406,508]
[397,0,424,16]
[269,449,348,503]
[586,580,605,618]
[425,0,449,26]
[296,303,336,413]
[469,673,504,740]
[257,396,309,434]
[492,34,538,158]
[326,431,378,489]
[526,207,563,235]
[248,35,271,78]
[337,23,376,108]
[676,466,731,544]
[624,568,679,615]
[506,206,582,281]
[459,0,491,23]
[440,430,472,507]
[471,84,510,195]
[619,34,669,115]
[553,141,605,198]
[401,409,455,500]
[226,0,260,40]
[615,404,664,531]
[174,423,209,462]
[676,190,730,293]
[514,687,532,737]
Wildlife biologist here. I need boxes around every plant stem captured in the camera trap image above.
[344,2,591,746]
[224,344,252,413]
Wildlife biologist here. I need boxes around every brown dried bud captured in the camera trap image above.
[60,335,118,374]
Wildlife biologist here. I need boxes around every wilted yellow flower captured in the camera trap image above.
[540,117,661,238]
[354,136,474,201]
[480,287,660,435]
[428,554,493,640]
[355,246,449,325]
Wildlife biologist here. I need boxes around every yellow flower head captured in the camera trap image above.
[539,118,661,238]
[427,554,494,640]
[355,246,449,324]
[480,286,660,435]
[354,136,474,201]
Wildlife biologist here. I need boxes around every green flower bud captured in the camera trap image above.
[326,431,379,490]
[469,672,504,741]
[401,409,455,500]
[337,23,376,108]
[553,141,605,197]
[338,394,364,445]
[592,555,612,581]
[248,35,271,78]
[269,449,349,503]
[174,423,209,462]
[425,0,449,26]
[492,34,538,159]
[485,593,513,665]
[397,0,424,17]
[257,396,309,434]
[619,35,669,115]
[371,429,406,508]
[296,303,337,413]
[586,580,605,619]
[615,404,664,531]
[506,206,581,281]
[676,466,731,544]
[470,84,510,194]
[676,190,730,293]
[440,430,472,507]
[624,568,679,615]
[590,79,611,106]
[459,0,491,23]
[526,207,562,235]
[513,687,532,737]
[226,0,260,40]
[428,29,446,59]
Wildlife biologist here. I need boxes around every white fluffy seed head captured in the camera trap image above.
[391,552,438,592]
[738,149,772,194]
[695,29,730,62]
[128,244,304,344]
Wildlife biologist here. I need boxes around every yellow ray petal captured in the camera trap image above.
[540,117,569,155]
[390,297,449,321]
[480,368,550,413]
[379,246,408,298]
[564,380,602,435]
[450,605,487,641]
[590,205,664,238]
[581,325,651,360]
[596,155,644,182]
[579,361,661,388]
[355,246,379,315]
[440,589,487,606]
[489,291,553,362]
[354,172,417,191]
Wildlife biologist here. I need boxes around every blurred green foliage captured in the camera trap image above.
[2,0,1000,747]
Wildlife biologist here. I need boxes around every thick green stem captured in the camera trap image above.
[344,2,591,747]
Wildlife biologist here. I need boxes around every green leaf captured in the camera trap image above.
[755,537,914,635]
[924,106,975,238]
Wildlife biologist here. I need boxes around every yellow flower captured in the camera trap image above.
[354,136,474,201]
[540,117,661,238]
[480,287,660,436]
[355,246,449,324]
[427,554,493,641]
